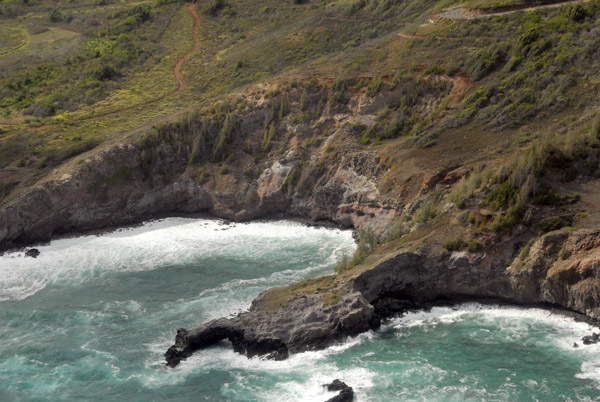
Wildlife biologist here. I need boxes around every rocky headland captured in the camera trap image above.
[165,226,600,367]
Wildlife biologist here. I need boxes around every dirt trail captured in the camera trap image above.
[0,39,27,57]
[397,32,423,39]
[0,26,27,56]
[82,3,201,119]
[173,4,201,95]
[0,3,201,141]
[439,0,586,19]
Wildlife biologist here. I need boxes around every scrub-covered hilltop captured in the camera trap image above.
[1,0,600,362]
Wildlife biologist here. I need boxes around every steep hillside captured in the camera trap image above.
[2,0,600,361]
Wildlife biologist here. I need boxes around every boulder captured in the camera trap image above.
[324,379,354,402]
[25,248,40,258]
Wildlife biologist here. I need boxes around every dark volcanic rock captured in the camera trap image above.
[325,379,349,392]
[582,333,600,345]
[165,321,237,368]
[324,379,354,402]
[324,380,354,402]
[25,248,40,258]
[165,229,600,367]
[165,292,378,367]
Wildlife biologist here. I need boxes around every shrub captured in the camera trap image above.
[449,172,481,209]
[489,211,515,233]
[368,77,383,97]
[459,211,477,226]
[539,217,571,233]
[262,122,276,152]
[213,114,236,161]
[244,167,258,180]
[92,65,119,81]
[196,167,208,185]
[204,0,227,16]
[592,113,600,139]
[413,200,438,224]
[281,167,299,194]
[334,227,378,274]
[468,45,507,80]
[484,181,519,210]
[444,237,466,252]
[304,137,321,147]
[468,240,484,253]
[560,246,572,260]
[299,90,309,111]
[519,239,535,261]
[532,183,563,205]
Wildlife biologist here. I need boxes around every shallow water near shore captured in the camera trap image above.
[1,218,599,401]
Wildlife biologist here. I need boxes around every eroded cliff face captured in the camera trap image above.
[0,82,447,249]
[508,229,600,320]
[1,78,599,369]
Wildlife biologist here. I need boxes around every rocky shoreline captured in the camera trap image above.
[0,83,598,373]
[165,293,600,369]
[165,229,600,367]
[0,211,351,255]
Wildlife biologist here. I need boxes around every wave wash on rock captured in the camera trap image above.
[166,228,600,367]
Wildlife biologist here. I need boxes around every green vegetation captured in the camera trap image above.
[335,227,378,275]
[88,168,132,193]
[281,167,299,194]
[560,245,572,260]
[467,239,484,253]
[449,170,484,208]
[539,217,571,232]
[0,1,180,118]
[196,167,208,184]
[459,211,478,226]
[484,181,519,210]
[413,199,438,224]
[519,239,535,260]
[443,236,467,252]
[262,122,276,152]
[456,2,600,130]
[356,77,451,144]
[2,0,600,286]
[464,0,549,11]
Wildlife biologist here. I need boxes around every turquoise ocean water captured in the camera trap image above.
[1,218,599,401]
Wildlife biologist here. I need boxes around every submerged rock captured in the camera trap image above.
[582,333,600,345]
[324,379,354,402]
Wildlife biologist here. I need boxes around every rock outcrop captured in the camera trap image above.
[324,379,354,402]
[165,291,378,368]
[165,228,600,367]
[0,79,598,373]
[24,248,40,258]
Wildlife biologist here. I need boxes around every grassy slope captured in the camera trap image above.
[0,0,456,171]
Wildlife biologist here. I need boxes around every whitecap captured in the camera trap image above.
[0,218,355,301]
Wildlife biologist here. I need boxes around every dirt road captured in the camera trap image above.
[172,4,201,95]
[439,0,586,19]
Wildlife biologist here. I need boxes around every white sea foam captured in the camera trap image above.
[141,333,376,400]
[0,218,355,301]
[388,303,600,386]
[389,303,599,333]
